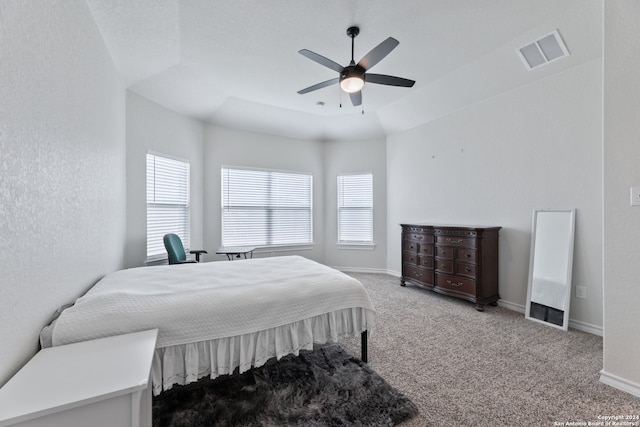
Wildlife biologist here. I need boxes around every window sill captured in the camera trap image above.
[336,242,376,250]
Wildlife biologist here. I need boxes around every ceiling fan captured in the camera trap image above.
[297,26,415,107]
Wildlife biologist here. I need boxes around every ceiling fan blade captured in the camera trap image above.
[297,78,339,94]
[298,49,344,73]
[366,73,415,87]
[350,91,362,106]
[357,37,399,71]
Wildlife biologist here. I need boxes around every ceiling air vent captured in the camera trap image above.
[516,29,569,70]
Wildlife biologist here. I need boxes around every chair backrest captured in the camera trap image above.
[163,233,186,264]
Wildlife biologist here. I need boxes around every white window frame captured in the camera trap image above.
[337,173,375,250]
[146,152,191,261]
[221,166,313,249]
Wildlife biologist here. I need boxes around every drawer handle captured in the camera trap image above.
[465,267,472,272]
[414,272,422,278]
[448,238,463,244]
[446,279,463,287]
[410,244,415,250]
[414,235,423,240]
[441,264,447,268]
[441,250,447,255]
[466,252,471,258]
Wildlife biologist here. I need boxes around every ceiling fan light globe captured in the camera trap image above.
[340,76,364,93]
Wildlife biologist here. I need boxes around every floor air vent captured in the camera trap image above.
[516,29,569,70]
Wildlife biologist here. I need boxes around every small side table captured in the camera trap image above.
[216,246,256,260]
[0,329,158,427]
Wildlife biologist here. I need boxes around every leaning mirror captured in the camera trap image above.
[525,209,576,330]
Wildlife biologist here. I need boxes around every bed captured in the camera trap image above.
[40,255,376,395]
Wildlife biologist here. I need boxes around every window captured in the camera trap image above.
[337,173,373,243]
[221,167,313,247]
[146,153,190,260]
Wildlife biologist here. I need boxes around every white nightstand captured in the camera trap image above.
[0,329,158,427]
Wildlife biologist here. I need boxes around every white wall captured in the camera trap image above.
[0,0,126,385]
[203,126,325,262]
[386,59,603,329]
[323,138,388,271]
[601,0,640,394]
[124,92,204,267]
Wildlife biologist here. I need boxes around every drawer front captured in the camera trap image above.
[418,255,434,269]
[402,240,420,253]
[455,262,477,278]
[436,235,477,248]
[419,244,434,256]
[403,251,419,266]
[436,274,476,295]
[455,248,477,263]
[435,246,453,259]
[403,265,435,285]
[404,232,434,244]
[435,259,453,274]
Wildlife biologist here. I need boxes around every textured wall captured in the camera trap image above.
[323,138,388,271]
[124,91,204,268]
[386,59,603,329]
[203,126,326,263]
[602,0,640,390]
[0,1,126,385]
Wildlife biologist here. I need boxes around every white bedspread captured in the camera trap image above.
[51,256,375,349]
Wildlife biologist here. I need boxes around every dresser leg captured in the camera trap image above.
[400,279,406,287]
[475,303,485,312]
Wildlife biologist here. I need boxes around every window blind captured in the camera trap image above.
[337,173,373,243]
[147,153,190,259]
[221,167,313,247]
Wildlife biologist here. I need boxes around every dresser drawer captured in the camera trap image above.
[455,262,477,278]
[404,251,433,268]
[403,240,434,255]
[435,259,453,274]
[435,246,454,259]
[418,255,434,269]
[404,232,434,244]
[435,274,476,295]
[455,248,477,263]
[403,265,434,285]
[436,235,477,248]
[402,240,420,252]
[403,251,419,266]
[419,244,434,256]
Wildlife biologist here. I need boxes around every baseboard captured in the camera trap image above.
[599,370,640,398]
[497,300,602,336]
[568,319,603,336]
[335,267,392,274]
[386,269,401,278]
[497,300,525,313]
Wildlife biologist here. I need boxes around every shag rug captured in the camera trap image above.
[152,344,418,426]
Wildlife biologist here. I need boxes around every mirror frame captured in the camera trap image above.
[525,209,576,331]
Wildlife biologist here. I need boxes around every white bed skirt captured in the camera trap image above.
[151,306,373,395]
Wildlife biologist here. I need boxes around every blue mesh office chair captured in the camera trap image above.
[163,234,207,264]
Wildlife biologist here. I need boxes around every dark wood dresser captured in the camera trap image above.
[400,224,501,311]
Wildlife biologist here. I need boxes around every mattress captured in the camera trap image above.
[43,255,376,394]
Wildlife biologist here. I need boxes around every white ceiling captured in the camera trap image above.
[85,0,602,141]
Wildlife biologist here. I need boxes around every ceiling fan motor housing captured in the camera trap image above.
[340,65,366,82]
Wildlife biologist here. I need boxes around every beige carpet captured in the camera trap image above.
[340,273,639,427]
